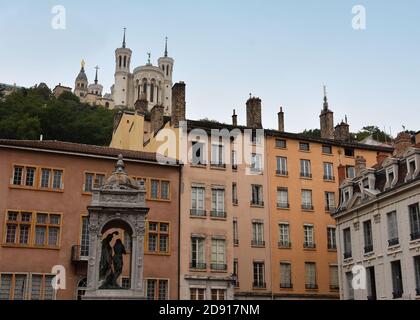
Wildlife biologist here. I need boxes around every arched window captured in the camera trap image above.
[143,82,147,98]
[76,278,87,300]
[162,65,165,72]
[166,65,169,76]
[150,83,154,102]
[119,56,122,68]
[123,56,127,68]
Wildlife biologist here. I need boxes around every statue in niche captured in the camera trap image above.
[99,231,127,289]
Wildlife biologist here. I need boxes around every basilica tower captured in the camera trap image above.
[114,28,132,108]
[158,37,174,114]
[74,60,89,98]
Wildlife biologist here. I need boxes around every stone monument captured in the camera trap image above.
[83,155,149,300]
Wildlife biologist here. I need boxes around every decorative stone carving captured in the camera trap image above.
[83,155,149,300]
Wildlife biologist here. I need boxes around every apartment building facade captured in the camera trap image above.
[333,132,420,300]
[0,140,180,300]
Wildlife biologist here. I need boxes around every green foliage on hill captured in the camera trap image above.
[0,86,115,146]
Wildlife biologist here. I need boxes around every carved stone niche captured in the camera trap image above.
[83,155,149,300]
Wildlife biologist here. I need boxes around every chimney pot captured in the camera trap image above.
[278,107,285,132]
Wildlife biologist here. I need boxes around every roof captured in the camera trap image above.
[0,139,179,166]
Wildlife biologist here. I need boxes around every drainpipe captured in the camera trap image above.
[177,164,183,299]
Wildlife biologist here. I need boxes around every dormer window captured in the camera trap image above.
[362,178,369,189]
[409,160,416,175]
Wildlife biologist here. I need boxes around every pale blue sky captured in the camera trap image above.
[1,0,419,134]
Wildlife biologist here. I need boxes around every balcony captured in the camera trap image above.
[251,240,266,248]
[280,283,293,289]
[250,167,263,174]
[210,263,227,271]
[364,245,374,254]
[325,206,336,212]
[190,209,206,217]
[232,199,239,206]
[306,284,319,290]
[277,202,290,209]
[328,244,337,251]
[278,241,291,249]
[210,211,227,219]
[71,245,88,263]
[323,175,335,182]
[300,172,312,179]
[276,170,288,176]
[304,243,316,249]
[392,291,403,299]
[344,251,352,259]
[190,262,207,270]
[234,239,239,246]
[251,200,264,207]
[253,282,266,289]
[302,204,314,211]
[411,232,420,241]
[388,238,400,247]
[232,164,238,171]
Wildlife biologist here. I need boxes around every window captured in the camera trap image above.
[233,259,239,287]
[190,237,206,269]
[305,262,317,289]
[211,189,226,218]
[191,187,205,217]
[343,228,352,259]
[387,211,399,247]
[211,289,226,300]
[190,288,205,300]
[251,185,264,206]
[327,227,337,250]
[304,225,315,249]
[322,145,332,154]
[344,148,355,157]
[387,169,395,187]
[80,216,89,257]
[409,203,420,241]
[149,180,170,201]
[231,150,238,170]
[211,239,227,271]
[280,263,292,288]
[146,279,168,300]
[251,130,262,144]
[232,183,238,205]
[30,274,55,300]
[330,266,339,290]
[146,222,169,254]
[4,211,61,248]
[325,192,336,212]
[276,139,287,149]
[346,272,354,300]
[279,223,290,248]
[121,278,130,290]
[150,83,154,102]
[83,172,105,193]
[253,262,265,288]
[251,154,263,173]
[414,256,420,295]
[11,165,63,191]
[300,160,312,178]
[276,157,288,176]
[301,189,313,210]
[233,219,239,246]
[299,142,310,152]
[0,274,27,300]
[346,166,355,179]
[277,188,289,209]
[323,162,335,181]
[252,222,265,247]
[191,141,206,165]
[211,143,225,167]
[391,260,403,299]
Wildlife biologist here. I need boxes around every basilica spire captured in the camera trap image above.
[94,66,99,84]
[122,28,127,48]
[164,37,168,57]
[323,85,329,111]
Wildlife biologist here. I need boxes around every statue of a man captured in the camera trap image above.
[112,239,127,286]
[99,231,119,288]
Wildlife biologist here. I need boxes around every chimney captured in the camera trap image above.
[338,164,346,184]
[355,156,367,177]
[393,131,412,156]
[151,105,165,134]
[334,120,350,141]
[415,131,420,145]
[278,107,285,132]
[232,109,238,126]
[376,152,389,167]
[246,96,262,129]
[135,94,148,115]
[171,82,186,128]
